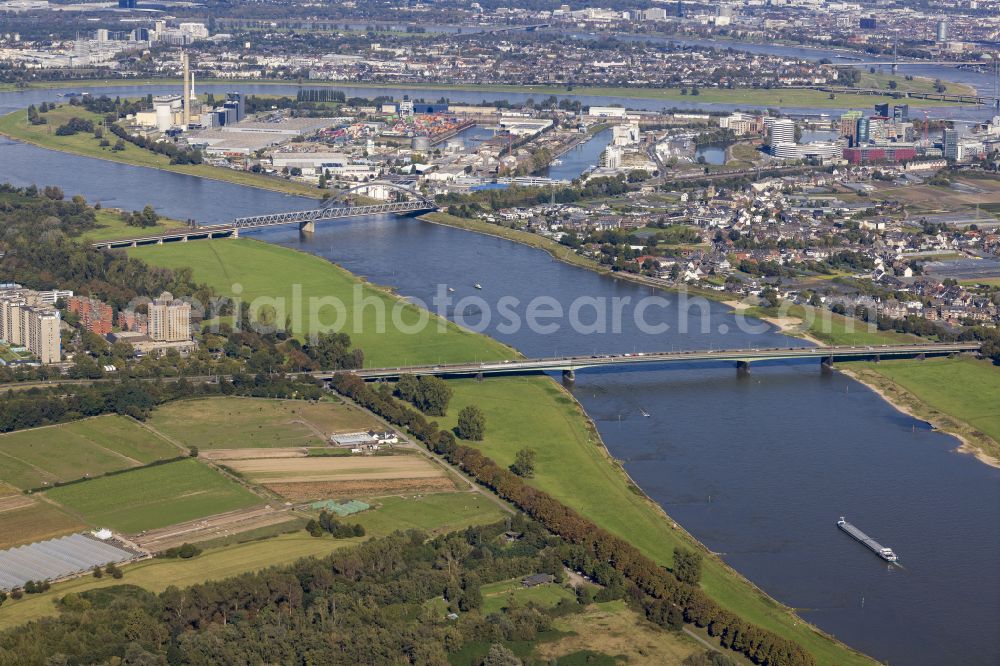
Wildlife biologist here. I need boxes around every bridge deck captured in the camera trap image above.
[320,342,981,380]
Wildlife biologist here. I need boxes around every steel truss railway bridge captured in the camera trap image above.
[318,342,982,382]
[92,181,435,250]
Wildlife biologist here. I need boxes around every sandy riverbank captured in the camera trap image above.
[721,300,827,346]
[840,367,1000,470]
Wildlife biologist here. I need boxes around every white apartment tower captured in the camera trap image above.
[148,292,191,342]
[0,290,61,364]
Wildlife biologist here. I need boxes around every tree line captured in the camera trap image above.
[0,373,325,435]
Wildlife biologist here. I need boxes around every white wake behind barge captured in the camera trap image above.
[837,517,898,563]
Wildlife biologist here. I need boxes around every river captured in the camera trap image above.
[0,85,999,666]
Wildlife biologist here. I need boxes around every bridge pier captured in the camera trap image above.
[873,354,880,363]
[476,372,484,382]
[736,360,750,377]
[299,220,315,233]
[917,353,926,361]
[562,369,576,383]
[821,356,834,374]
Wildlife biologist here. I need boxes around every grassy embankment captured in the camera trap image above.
[854,71,977,97]
[843,356,1000,465]
[423,211,600,271]
[0,77,963,108]
[131,238,515,366]
[82,208,176,242]
[423,212,732,304]
[132,239,872,665]
[0,105,322,199]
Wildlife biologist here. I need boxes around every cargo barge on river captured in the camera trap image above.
[837,517,898,563]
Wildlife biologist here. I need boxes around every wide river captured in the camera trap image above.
[1,83,998,665]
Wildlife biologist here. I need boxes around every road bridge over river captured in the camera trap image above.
[0,343,980,392]
[322,342,982,382]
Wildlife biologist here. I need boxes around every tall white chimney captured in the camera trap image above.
[181,51,190,129]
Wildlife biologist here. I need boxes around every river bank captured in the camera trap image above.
[0,107,323,199]
[421,211,736,304]
[722,299,827,346]
[842,359,1000,470]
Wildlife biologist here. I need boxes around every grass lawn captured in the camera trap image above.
[0,415,180,490]
[131,239,516,366]
[535,600,702,664]
[436,376,869,665]
[0,105,322,199]
[146,396,380,449]
[0,499,85,550]
[480,578,576,615]
[352,492,507,537]
[855,71,977,97]
[844,356,1000,462]
[44,458,261,533]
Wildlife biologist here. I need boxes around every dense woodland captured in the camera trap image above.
[0,519,566,664]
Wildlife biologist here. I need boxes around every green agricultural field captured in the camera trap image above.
[44,459,261,533]
[352,492,507,536]
[0,415,180,490]
[0,105,321,199]
[436,376,870,666]
[0,499,85,550]
[480,578,576,615]
[846,356,1000,462]
[147,397,380,449]
[131,239,515,366]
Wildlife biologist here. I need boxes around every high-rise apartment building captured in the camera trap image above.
[148,292,191,342]
[0,289,61,364]
[767,118,796,152]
